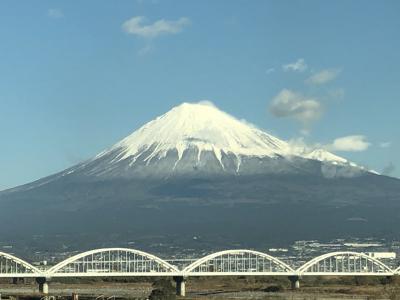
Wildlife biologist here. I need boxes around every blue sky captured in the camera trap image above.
[0,0,399,190]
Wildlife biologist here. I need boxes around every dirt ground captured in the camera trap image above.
[1,276,400,299]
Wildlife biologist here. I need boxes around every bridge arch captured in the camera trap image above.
[297,251,393,276]
[183,249,294,275]
[0,251,42,277]
[48,248,179,276]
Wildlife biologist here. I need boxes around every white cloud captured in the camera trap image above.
[327,135,371,152]
[288,137,314,153]
[379,142,391,148]
[306,69,341,85]
[122,16,190,38]
[269,89,322,128]
[48,8,64,19]
[197,100,217,108]
[282,58,308,72]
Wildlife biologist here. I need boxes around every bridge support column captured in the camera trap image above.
[36,277,49,294]
[288,275,300,290]
[173,276,186,297]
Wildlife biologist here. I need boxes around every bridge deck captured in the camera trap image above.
[1,249,398,278]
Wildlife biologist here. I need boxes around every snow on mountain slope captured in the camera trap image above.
[2,102,369,195]
[77,101,361,177]
[97,102,347,162]
[302,149,347,164]
[97,102,291,165]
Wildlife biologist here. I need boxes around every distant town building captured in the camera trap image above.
[269,248,288,252]
[366,252,396,259]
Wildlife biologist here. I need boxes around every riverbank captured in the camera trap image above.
[0,276,399,299]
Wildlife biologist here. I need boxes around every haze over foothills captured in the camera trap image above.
[0,1,399,191]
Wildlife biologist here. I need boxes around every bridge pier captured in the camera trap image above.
[36,277,49,294]
[173,276,186,297]
[288,275,300,289]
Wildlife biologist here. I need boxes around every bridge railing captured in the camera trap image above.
[297,251,394,276]
[182,249,295,276]
[0,251,43,278]
[0,248,399,277]
[47,248,180,277]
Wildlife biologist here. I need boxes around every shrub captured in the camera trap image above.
[263,284,284,292]
[149,279,176,300]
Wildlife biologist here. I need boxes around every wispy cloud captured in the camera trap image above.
[289,135,371,156]
[48,8,64,19]
[306,69,341,85]
[269,89,322,132]
[382,162,396,176]
[265,67,275,75]
[137,44,154,56]
[136,0,159,4]
[282,58,308,72]
[327,135,371,152]
[328,88,345,100]
[379,142,392,148]
[122,16,190,38]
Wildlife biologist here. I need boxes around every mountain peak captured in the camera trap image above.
[170,101,219,113]
[103,101,291,165]
[70,101,365,179]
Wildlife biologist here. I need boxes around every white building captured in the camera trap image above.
[366,252,396,259]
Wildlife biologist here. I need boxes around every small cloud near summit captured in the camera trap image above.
[197,100,218,108]
[269,89,322,133]
[177,100,220,111]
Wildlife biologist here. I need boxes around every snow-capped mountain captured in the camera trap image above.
[62,102,363,180]
[105,101,291,161]
[3,101,367,197]
[1,101,399,253]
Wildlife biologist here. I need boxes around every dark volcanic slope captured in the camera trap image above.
[1,103,399,252]
[1,172,400,251]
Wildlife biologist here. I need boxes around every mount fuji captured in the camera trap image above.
[10,102,366,192]
[1,102,399,253]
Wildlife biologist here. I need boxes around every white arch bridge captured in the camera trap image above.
[1,248,399,296]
